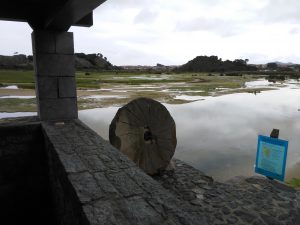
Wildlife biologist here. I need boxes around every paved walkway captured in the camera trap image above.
[154,159,300,225]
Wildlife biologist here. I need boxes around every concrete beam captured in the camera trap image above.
[0,1,104,30]
[44,0,106,31]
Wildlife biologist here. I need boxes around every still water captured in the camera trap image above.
[79,80,300,181]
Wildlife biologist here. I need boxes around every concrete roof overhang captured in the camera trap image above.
[0,0,106,31]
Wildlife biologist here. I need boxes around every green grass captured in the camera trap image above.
[286,178,300,189]
[0,69,257,89]
[0,70,34,83]
[0,70,35,88]
[0,70,272,112]
[0,98,37,112]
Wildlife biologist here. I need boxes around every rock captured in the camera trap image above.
[234,210,256,223]
[260,213,282,225]
[226,216,238,224]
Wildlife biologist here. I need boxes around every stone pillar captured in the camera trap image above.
[32,30,78,121]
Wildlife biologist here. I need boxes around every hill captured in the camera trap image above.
[0,53,118,71]
[176,55,257,72]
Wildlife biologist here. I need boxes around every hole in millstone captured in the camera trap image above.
[144,126,153,143]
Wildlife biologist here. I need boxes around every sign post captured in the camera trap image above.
[255,129,288,181]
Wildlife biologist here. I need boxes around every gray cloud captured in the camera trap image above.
[2,0,300,65]
[0,21,32,55]
[176,17,243,37]
[289,27,300,35]
[259,0,300,24]
[134,8,159,24]
[97,0,152,10]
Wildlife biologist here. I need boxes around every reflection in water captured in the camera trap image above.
[79,86,300,181]
[0,112,37,119]
[245,79,272,88]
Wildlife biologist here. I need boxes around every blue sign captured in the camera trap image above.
[255,135,288,181]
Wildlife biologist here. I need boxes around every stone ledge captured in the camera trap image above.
[4,116,297,224]
[42,119,208,225]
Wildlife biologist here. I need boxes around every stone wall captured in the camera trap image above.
[41,119,207,225]
[0,117,209,225]
[43,125,90,225]
[0,120,55,225]
[1,116,299,225]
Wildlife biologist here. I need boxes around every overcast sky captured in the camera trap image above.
[1,0,300,66]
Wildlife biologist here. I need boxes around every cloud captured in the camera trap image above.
[95,0,152,10]
[2,0,300,65]
[175,17,243,37]
[289,27,300,35]
[134,8,159,24]
[259,0,300,24]
[0,21,32,55]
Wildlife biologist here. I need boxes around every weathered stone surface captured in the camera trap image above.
[36,77,58,99]
[57,151,87,173]
[69,172,104,203]
[155,159,300,225]
[234,210,256,223]
[83,155,106,172]
[6,117,298,225]
[0,119,55,225]
[55,32,74,54]
[38,98,78,120]
[106,171,143,197]
[83,200,130,225]
[40,119,208,225]
[34,53,75,77]
[93,172,119,197]
[58,77,77,98]
[32,30,78,121]
[109,97,177,175]
[118,196,164,225]
[32,31,56,54]
[260,213,282,225]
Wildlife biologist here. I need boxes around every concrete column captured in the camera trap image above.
[32,30,78,121]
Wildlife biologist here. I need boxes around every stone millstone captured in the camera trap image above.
[109,97,177,175]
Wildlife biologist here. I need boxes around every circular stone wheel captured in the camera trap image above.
[109,97,177,175]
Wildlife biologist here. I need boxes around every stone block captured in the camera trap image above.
[117,196,163,225]
[36,77,58,99]
[58,77,77,98]
[83,155,106,172]
[83,200,131,225]
[57,151,87,173]
[93,172,119,196]
[38,98,78,121]
[68,172,104,203]
[55,32,74,54]
[32,31,55,54]
[34,53,75,77]
[106,171,143,197]
[125,167,162,194]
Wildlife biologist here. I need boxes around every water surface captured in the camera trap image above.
[79,83,300,181]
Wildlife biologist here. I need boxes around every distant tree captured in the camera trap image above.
[27,55,33,61]
[267,62,278,70]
